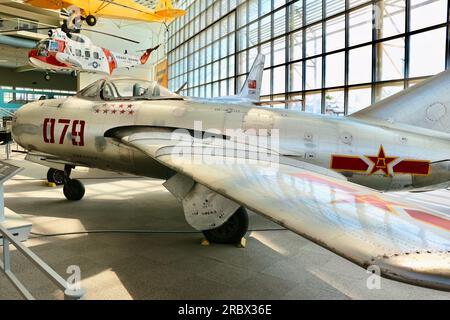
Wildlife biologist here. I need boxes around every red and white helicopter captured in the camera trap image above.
[27,28,159,81]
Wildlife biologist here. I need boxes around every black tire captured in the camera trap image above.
[85,15,97,26]
[202,207,249,244]
[47,168,65,185]
[63,179,85,201]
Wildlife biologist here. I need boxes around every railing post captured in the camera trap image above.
[3,237,10,271]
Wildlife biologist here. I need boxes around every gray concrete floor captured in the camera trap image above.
[1,150,450,300]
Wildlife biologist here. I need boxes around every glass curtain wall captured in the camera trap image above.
[168,0,450,115]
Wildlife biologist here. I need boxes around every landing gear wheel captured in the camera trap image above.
[44,73,51,81]
[85,15,97,26]
[63,179,85,201]
[202,207,249,244]
[47,168,65,186]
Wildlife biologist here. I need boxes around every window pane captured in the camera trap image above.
[261,69,271,95]
[289,30,303,61]
[325,89,345,116]
[274,8,286,37]
[326,0,345,16]
[410,28,446,77]
[349,45,372,85]
[374,81,404,102]
[326,52,345,87]
[326,14,345,52]
[273,37,286,65]
[349,4,373,46]
[411,0,447,31]
[273,66,286,94]
[376,0,405,39]
[348,86,371,114]
[287,94,303,110]
[306,23,322,57]
[377,37,405,81]
[289,1,303,31]
[305,57,322,89]
[289,62,303,92]
[306,0,322,24]
[305,91,322,114]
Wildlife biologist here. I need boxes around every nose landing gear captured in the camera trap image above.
[47,166,85,201]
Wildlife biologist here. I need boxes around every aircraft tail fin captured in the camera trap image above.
[350,69,450,134]
[239,53,265,102]
[140,44,160,65]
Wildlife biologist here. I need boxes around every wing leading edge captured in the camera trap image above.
[121,130,450,291]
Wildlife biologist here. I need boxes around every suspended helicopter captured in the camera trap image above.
[0,26,160,81]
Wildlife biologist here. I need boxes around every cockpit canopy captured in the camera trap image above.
[36,39,59,57]
[77,78,182,101]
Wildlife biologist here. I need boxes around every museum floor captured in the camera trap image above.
[1,150,450,300]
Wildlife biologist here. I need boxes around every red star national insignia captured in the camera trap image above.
[365,145,397,176]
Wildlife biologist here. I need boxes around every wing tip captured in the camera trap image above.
[372,250,450,292]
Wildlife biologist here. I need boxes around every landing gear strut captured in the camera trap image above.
[49,166,85,201]
[44,73,51,81]
[202,207,249,244]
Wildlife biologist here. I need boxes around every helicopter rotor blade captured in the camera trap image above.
[0,27,55,34]
[80,29,140,44]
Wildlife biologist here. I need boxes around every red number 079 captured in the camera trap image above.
[43,118,85,146]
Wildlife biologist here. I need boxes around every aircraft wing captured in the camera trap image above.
[119,130,450,291]
[25,0,185,23]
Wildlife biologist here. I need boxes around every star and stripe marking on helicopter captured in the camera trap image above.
[330,145,431,176]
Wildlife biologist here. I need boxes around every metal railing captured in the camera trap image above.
[0,224,85,300]
[0,17,56,36]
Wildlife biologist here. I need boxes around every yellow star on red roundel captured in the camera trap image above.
[365,145,397,176]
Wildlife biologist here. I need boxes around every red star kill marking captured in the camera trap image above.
[103,109,108,114]
[128,110,134,115]
[120,109,126,114]
[95,109,100,113]
[127,104,133,109]
[111,109,117,114]
[119,104,124,108]
[365,145,397,176]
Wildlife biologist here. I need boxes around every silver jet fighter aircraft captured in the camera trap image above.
[11,70,450,292]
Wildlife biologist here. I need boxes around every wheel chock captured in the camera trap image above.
[237,237,246,248]
[201,238,210,246]
[45,182,57,187]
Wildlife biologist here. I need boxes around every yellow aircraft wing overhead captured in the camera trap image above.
[25,0,185,23]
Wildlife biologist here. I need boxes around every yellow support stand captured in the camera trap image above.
[200,238,210,246]
[237,237,246,248]
[45,182,57,187]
